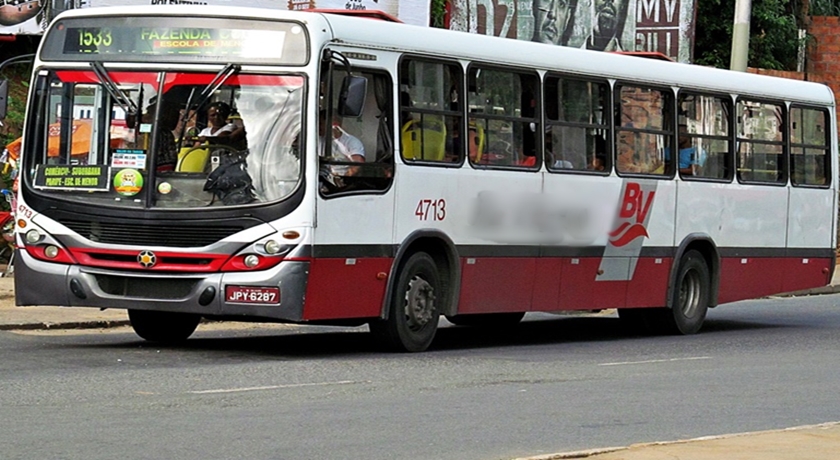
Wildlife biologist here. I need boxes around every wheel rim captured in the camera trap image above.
[404,275,436,332]
[679,268,702,318]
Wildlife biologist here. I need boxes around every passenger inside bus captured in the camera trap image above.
[194,102,245,149]
[154,100,182,172]
[466,120,485,163]
[319,110,366,191]
[665,123,707,175]
[125,97,182,172]
[545,129,573,169]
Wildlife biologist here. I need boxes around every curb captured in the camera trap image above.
[776,285,840,297]
[514,421,840,460]
[0,319,131,331]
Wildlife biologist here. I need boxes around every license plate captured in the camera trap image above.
[225,285,280,305]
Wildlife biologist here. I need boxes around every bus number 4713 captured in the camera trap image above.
[415,198,446,221]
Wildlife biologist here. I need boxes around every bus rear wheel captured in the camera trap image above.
[664,249,710,334]
[128,309,201,343]
[618,250,709,335]
[370,252,440,352]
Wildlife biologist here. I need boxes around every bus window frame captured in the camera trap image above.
[465,62,541,172]
[318,64,396,200]
[789,103,832,189]
[543,72,612,177]
[613,81,676,180]
[734,96,788,187]
[675,89,735,184]
[397,54,466,168]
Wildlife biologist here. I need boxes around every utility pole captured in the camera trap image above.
[730,0,752,71]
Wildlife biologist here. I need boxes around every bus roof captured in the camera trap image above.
[47,5,834,107]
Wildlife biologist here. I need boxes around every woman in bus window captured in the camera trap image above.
[195,102,239,147]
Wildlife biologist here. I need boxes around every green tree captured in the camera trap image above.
[0,37,39,147]
[809,0,840,15]
[695,0,804,71]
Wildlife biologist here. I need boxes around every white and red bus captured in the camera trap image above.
[3,6,836,352]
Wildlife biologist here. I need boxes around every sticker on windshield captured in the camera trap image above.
[111,149,147,169]
[113,169,144,196]
[33,165,111,191]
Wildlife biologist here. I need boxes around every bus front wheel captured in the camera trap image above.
[370,252,440,352]
[128,309,201,343]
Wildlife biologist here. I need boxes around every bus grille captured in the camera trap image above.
[94,274,198,299]
[59,220,243,248]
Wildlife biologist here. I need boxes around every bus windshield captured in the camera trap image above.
[25,69,304,209]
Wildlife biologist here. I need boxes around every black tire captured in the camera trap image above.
[128,309,201,343]
[369,252,441,352]
[445,312,525,327]
[618,250,710,335]
[661,249,710,334]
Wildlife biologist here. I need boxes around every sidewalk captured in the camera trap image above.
[0,275,129,331]
[1,268,840,460]
[518,422,840,460]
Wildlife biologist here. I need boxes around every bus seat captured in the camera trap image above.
[468,120,485,163]
[176,146,210,172]
[401,116,446,161]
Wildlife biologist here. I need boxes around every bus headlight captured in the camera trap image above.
[244,254,260,268]
[25,229,42,244]
[264,240,282,255]
[44,245,59,259]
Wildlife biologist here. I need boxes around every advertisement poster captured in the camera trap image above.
[78,0,430,26]
[447,0,696,63]
[0,0,46,34]
[1,0,430,34]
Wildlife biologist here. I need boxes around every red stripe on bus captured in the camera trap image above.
[302,257,392,320]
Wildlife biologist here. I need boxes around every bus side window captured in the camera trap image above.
[320,69,394,195]
[678,92,731,181]
[467,65,538,169]
[398,58,462,165]
[616,85,672,176]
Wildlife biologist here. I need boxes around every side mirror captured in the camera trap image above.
[337,75,367,118]
[0,80,8,121]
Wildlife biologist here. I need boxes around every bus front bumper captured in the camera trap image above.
[13,249,309,322]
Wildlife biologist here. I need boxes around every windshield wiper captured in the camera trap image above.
[186,63,241,117]
[91,62,138,118]
[176,63,241,147]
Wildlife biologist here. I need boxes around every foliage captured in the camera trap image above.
[0,38,38,149]
[695,0,804,71]
[0,65,31,149]
[430,0,446,28]
[809,0,840,15]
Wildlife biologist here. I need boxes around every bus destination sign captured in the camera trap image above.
[34,165,111,192]
[41,15,311,65]
[64,26,286,58]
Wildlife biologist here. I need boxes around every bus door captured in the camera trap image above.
[308,52,397,320]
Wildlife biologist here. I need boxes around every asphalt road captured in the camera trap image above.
[2,294,840,460]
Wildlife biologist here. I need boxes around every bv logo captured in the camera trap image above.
[609,182,656,247]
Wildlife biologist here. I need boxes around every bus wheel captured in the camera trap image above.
[663,250,710,335]
[370,252,440,352]
[128,309,201,343]
[445,312,525,327]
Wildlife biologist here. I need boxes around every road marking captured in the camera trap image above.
[189,380,360,394]
[598,356,712,366]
